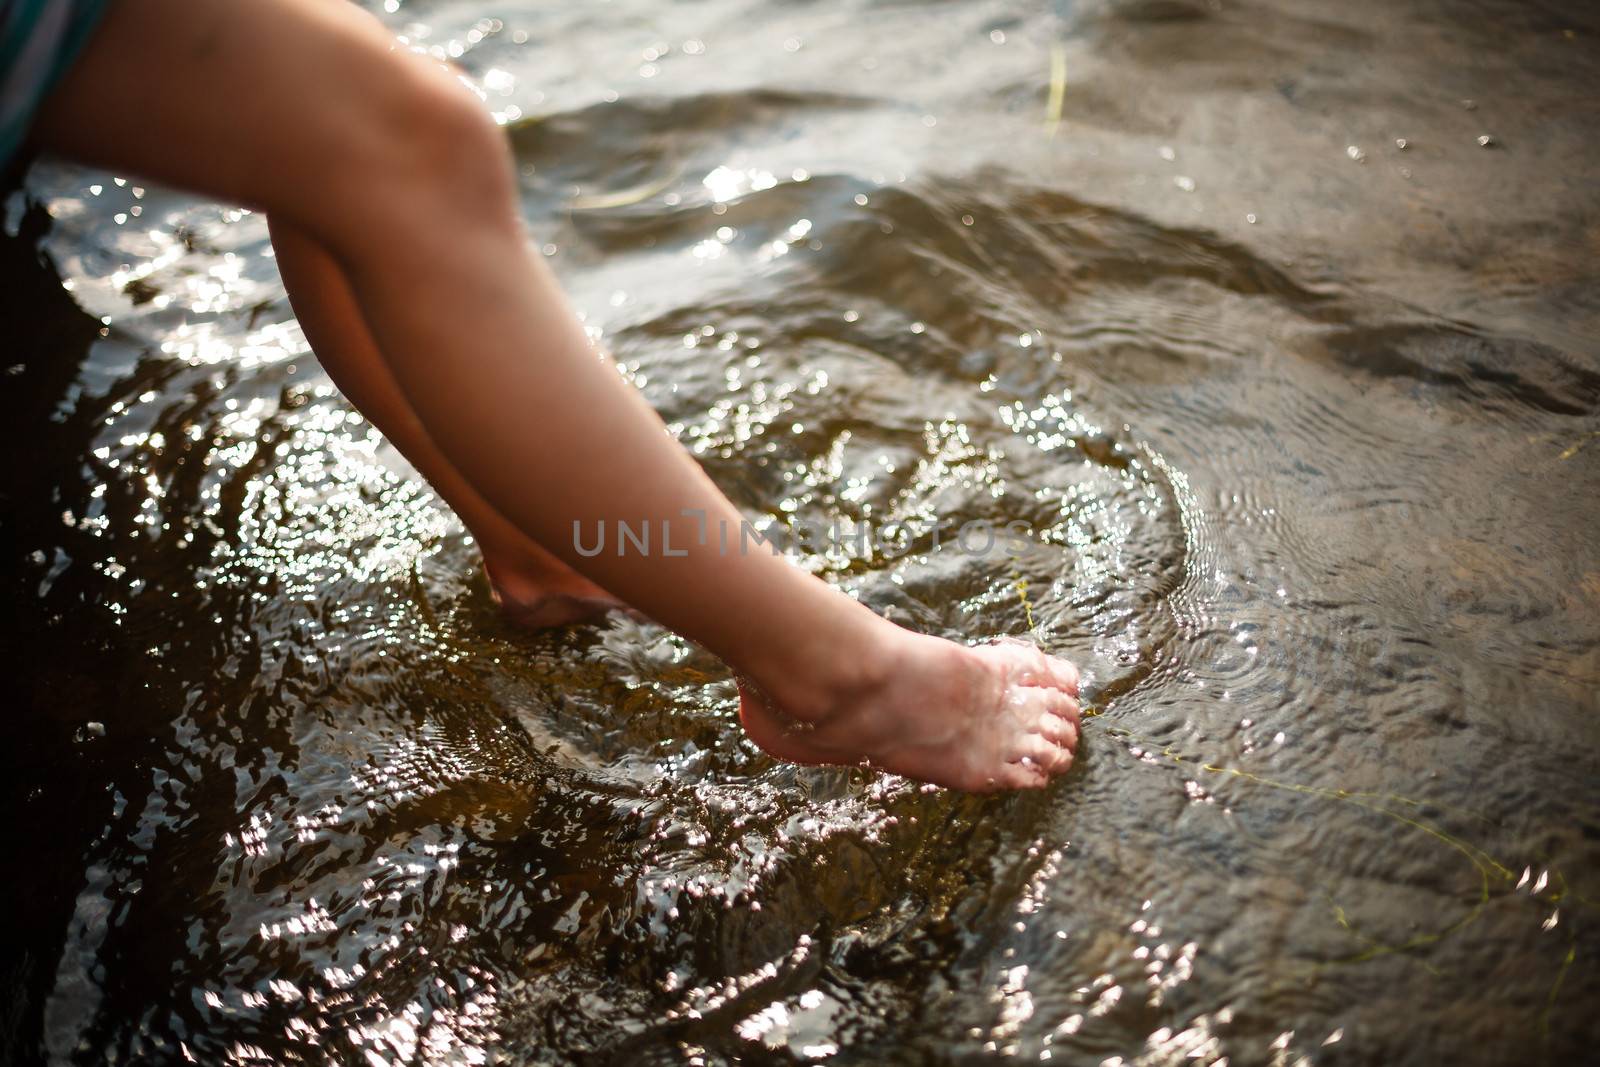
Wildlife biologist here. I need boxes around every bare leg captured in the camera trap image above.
[268,218,623,627]
[33,0,1081,790]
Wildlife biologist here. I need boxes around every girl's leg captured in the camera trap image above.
[268,218,624,627]
[32,0,1080,790]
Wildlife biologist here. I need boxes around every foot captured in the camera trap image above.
[738,631,1081,792]
[482,552,631,628]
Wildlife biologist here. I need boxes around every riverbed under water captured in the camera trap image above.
[2,1,1597,1064]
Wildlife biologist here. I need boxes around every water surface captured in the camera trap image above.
[2,1,1598,1063]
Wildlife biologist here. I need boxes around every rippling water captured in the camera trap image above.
[2,1,1598,1064]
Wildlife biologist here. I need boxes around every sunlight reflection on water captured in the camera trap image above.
[5,0,1598,1064]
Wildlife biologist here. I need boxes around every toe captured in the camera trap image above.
[1038,711,1079,751]
[983,637,1051,685]
[1043,688,1081,730]
[1042,655,1080,697]
[993,760,1052,790]
[1015,734,1073,774]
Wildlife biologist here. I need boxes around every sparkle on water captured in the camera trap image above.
[3,1,1597,1065]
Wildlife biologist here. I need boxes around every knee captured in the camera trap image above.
[370,62,518,214]
[306,47,519,237]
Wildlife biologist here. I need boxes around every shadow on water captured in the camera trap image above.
[3,0,1600,1064]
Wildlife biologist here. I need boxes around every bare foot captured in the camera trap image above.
[739,632,1081,792]
[482,550,630,628]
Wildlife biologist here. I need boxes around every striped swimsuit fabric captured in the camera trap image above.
[0,0,109,169]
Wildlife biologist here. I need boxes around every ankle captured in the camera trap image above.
[738,610,907,726]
